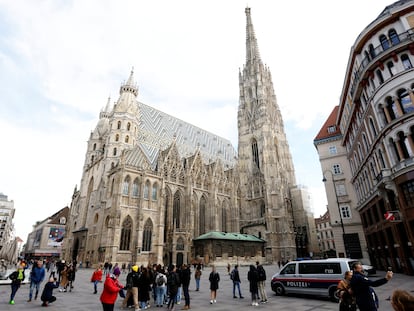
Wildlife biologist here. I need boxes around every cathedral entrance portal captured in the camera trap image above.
[176,252,183,267]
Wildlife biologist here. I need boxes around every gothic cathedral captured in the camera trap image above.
[63,8,297,266]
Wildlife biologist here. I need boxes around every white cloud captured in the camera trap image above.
[0,0,393,240]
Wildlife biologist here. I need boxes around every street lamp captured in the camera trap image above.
[322,170,348,258]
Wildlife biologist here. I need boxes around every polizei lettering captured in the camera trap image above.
[286,281,310,287]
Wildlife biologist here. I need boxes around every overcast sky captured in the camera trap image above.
[0,0,394,241]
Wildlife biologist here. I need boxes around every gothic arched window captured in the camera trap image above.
[173,191,181,228]
[120,217,132,250]
[252,138,260,169]
[221,203,227,232]
[127,122,131,131]
[132,178,140,197]
[115,134,119,142]
[176,237,184,250]
[152,183,158,200]
[125,135,129,143]
[143,180,150,199]
[122,176,130,195]
[113,148,117,156]
[142,218,153,251]
[199,196,206,234]
[117,121,121,129]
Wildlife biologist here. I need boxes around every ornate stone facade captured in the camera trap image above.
[63,8,298,267]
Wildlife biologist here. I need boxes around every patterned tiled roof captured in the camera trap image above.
[130,102,237,169]
[194,231,265,242]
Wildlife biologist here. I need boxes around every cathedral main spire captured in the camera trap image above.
[245,7,262,65]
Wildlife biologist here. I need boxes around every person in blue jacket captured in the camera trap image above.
[350,262,393,311]
[28,260,46,302]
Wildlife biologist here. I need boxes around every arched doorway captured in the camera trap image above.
[176,253,183,267]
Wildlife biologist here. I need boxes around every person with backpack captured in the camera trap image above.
[230,264,244,299]
[154,266,167,307]
[350,261,393,311]
[194,265,202,291]
[208,265,220,304]
[167,265,180,311]
[247,264,259,306]
[256,261,268,303]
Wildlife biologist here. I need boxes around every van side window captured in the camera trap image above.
[299,263,341,274]
[280,263,296,274]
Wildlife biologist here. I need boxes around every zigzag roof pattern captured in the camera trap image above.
[132,102,237,170]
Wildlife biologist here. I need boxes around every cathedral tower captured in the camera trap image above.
[238,8,297,262]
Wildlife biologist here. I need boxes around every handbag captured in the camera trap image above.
[119,288,126,298]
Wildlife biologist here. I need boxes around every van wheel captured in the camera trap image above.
[329,287,339,302]
[275,284,285,296]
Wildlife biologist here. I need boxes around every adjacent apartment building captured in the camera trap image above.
[320,0,414,274]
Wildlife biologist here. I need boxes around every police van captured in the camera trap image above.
[271,258,358,301]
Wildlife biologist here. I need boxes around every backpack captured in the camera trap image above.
[230,270,235,281]
[257,265,266,281]
[156,273,165,286]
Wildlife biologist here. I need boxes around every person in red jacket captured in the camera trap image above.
[100,272,124,311]
[91,264,104,294]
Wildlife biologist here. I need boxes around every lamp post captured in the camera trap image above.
[322,170,348,258]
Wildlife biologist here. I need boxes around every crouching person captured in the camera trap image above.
[41,276,59,307]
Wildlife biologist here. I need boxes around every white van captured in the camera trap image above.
[271,258,360,301]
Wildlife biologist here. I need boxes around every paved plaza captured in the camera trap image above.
[1,264,413,311]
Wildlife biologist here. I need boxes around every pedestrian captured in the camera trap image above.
[180,263,191,310]
[100,272,124,311]
[154,266,167,307]
[91,264,104,294]
[337,270,356,311]
[208,265,220,304]
[67,263,76,291]
[350,261,393,311]
[230,264,244,299]
[166,265,180,310]
[194,265,202,291]
[175,265,182,305]
[40,276,59,307]
[59,264,69,292]
[113,263,121,276]
[7,264,25,305]
[256,261,268,303]
[122,265,140,310]
[28,259,46,302]
[247,264,259,306]
[138,266,151,310]
[391,289,414,311]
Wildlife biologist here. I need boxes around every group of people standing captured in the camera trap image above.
[98,263,193,311]
[7,258,74,307]
[337,261,414,311]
